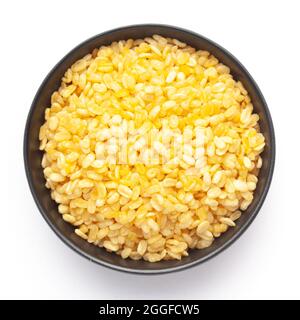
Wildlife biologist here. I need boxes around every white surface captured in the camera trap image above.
[0,0,299,300]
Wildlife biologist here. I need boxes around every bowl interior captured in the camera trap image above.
[24,25,275,274]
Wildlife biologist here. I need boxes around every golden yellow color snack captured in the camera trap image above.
[39,35,265,262]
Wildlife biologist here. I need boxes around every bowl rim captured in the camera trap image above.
[24,23,276,274]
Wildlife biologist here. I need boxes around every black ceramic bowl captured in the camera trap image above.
[24,24,275,274]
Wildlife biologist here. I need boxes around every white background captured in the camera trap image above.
[0,0,299,300]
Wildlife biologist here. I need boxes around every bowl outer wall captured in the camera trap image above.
[24,24,275,274]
